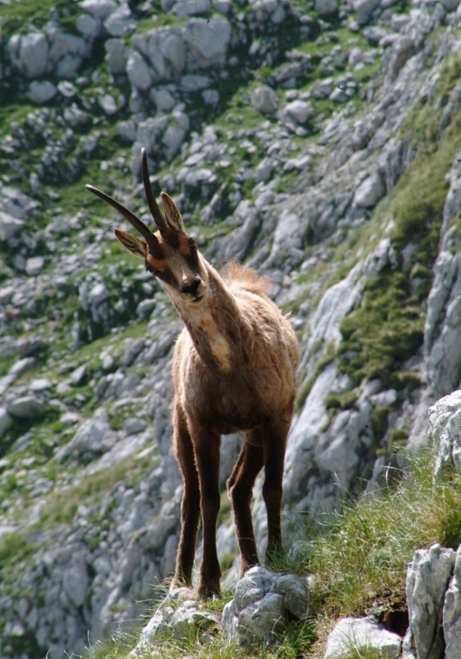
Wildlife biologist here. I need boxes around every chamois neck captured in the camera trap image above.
[178,263,242,372]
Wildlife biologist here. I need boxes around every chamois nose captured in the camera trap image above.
[181,277,201,297]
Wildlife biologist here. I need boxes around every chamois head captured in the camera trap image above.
[86,149,207,306]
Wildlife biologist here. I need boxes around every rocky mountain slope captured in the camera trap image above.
[1,0,461,656]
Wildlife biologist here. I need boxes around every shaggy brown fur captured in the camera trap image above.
[87,151,299,597]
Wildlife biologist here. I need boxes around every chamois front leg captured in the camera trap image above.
[172,403,201,590]
[261,417,290,566]
[227,433,264,575]
[191,425,222,598]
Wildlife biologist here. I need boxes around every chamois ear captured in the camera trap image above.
[161,192,185,233]
[114,229,148,259]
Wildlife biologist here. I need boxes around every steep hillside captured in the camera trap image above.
[1,0,461,656]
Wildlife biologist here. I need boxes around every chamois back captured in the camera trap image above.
[221,261,272,297]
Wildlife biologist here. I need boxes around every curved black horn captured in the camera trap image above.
[86,184,158,248]
[141,148,169,234]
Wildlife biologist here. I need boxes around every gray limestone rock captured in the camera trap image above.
[105,38,129,74]
[131,594,218,655]
[162,110,190,160]
[8,32,49,78]
[404,544,455,659]
[79,0,117,20]
[182,16,231,69]
[429,391,461,481]
[324,617,401,659]
[27,81,58,104]
[354,172,385,208]
[353,0,381,22]
[443,544,461,659]
[222,566,312,645]
[440,0,460,11]
[283,99,314,124]
[25,256,44,276]
[124,418,147,435]
[0,408,13,437]
[104,3,136,37]
[6,396,44,419]
[151,88,176,112]
[127,51,153,91]
[0,211,24,241]
[251,85,279,114]
[9,357,36,378]
[174,0,211,17]
[315,0,337,15]
[76,13,101,40]
[48,33,88,79]
[56,409,116,461]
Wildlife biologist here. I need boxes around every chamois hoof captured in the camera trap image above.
[198,581,221,599]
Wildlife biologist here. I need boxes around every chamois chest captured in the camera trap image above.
[174,313,296,434]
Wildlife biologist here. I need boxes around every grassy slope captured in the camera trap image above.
[82,449,461,659]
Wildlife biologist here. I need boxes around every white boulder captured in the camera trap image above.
[105,38,129,74]
[127,51,153,91]
[25,256,45,276]
[429,390,461,480]
[444,545,461,659]
[354,172,385,208]
[182,16,231,68]
[0,211,24,241]
[404,544,455,659]
[251,85,278,114]
[324,617,401,658]
[104,3,136,37]
[79,0,117,20]
[9,32,49,78]
[174,0,211,16]
[284,99,314,124]
[315,0,338,16]
[222,566,312,645]
[6,396,44,419]
[27,81,58,104]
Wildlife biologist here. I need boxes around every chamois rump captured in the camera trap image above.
[87,149,299,598]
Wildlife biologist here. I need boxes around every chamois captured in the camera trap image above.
[87,149,299,598]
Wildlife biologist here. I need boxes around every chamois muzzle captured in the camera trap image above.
[181,277,203,300]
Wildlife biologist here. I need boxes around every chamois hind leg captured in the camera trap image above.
[172,403,200,589]
[191,424,222,598]
[227,430,264,576]
[261,416,290,566]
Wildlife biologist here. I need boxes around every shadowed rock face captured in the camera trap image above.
[2,0,461,655]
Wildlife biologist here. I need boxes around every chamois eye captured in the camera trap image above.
[188,237,197,251]
[146,262,160,276]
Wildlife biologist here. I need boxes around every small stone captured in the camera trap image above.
[27,81,58,104]
[284,99,314,124]
[251,85,278,114]
[29,378,52,392]
[69,364,87,386]
[98,93,118,115]
[354,172,385,208]
[315,0,337,16]
[80,0,117,20]
[25,256,44,276]
[124,418,147,435]
[104,3,136,36]
[127,52,152,91]
[6,396,44,419]
[0,211,24,241]
[9,357,36,378]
